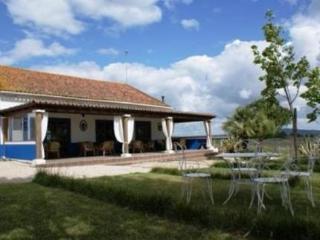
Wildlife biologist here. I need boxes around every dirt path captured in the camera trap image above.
[0,160,215,182]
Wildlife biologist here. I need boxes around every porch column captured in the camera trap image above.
[1,117,8,143]
[0,117,7,159]
[0,117,4,144]
[122,114,130,157]
[33,110,48,165]
[114,114,134,157]
[203,120,218,152]
[162,117,174,154]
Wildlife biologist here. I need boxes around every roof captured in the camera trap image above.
[0,65,170,109]
[0,98,215,122]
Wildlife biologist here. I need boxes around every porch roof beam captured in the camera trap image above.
[0,102,215,123]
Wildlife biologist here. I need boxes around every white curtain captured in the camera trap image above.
[167,118,174,150]
[114,115,134,155]
[127,118,134,143]
[41,112,49,158]
[0,118,3,145]
[204,121,213,150]
[162,117,174,152]
[114,116,124,143]
[162,119,168,138]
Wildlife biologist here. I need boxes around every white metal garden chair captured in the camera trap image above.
[281,155,317,207]
[175,142,214,205]
[250,155,294,216]
[223,140,261,205]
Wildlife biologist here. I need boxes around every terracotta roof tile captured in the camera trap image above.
[0,65,170,108]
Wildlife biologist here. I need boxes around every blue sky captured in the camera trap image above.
[0,0,303,66]
[0,0,319,134]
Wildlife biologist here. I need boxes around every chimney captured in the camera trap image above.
[161,96,165,103]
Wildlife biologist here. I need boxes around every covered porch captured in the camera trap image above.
[0,98,217,166]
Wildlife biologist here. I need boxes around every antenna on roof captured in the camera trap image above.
[124,50,128,83]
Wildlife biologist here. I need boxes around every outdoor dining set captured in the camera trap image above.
[45,139,165,159]
[175,141,318,216]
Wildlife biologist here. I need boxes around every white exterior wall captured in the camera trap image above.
[0,94,166,143]
[0,95,27,110]
[49,112,164,143]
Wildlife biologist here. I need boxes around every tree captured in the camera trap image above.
[301,67,320,122]
[251,10,312,161]
[223,100,290,147]
[246,99,291,128]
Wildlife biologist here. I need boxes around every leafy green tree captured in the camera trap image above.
[251,10,312,160]
[246,99,291,127]
[301,67,320,122]
[223,100,290,146]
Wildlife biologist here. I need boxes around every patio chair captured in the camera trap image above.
[144,141,155,152]
[223,140,260,205]
[80,142,96,156]
[281,155,317,207]
[132,140,144,153]
[46,141,61,159]
[97,141,114,156]
[250,156,294,216]
[173,138,187,150]
[175,142,214,205]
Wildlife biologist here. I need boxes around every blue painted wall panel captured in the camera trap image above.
[0,145,5,158]
[186,139,206,149]
[2,144,36,161]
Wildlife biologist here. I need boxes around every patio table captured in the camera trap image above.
[216,152,278,158]
[216,152,278,205]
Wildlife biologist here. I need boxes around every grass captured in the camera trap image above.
[0,182,241,240]
[33,169,320,240]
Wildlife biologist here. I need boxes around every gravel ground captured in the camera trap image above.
[0,159,214,182]
[0,161,36,183]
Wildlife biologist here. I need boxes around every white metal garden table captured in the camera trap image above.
[217,152,293,215]
[216,152,277,205]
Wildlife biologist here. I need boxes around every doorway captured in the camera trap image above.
[46,118,71,158]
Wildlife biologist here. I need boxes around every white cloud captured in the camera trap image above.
[180,18,200,31]
[33,35,319,133]
[283,0,298,5]
[34,39,266,134]
[163,0,193,9]
[20,0,320,134]
[239,89,252,99]
[71,0,162,28]
[4,0,162,36]
[97,48,120,56]
[0,38,75,65]
[4,0,84,36]
[288,0,320,66]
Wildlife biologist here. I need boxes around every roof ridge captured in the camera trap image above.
[122,83,171,108]
[0,65,126,85]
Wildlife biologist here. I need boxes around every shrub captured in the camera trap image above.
[151,167,181,176]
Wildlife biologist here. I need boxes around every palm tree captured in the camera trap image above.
[223,100,288,150]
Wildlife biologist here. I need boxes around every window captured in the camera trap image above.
[9,114,35,142]
[95,120,115,143]
[135,121,151,141]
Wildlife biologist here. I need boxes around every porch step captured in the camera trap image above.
[39,150,217,168]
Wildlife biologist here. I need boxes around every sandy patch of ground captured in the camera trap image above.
[44,160,214,178]
[0,159,215,182]
[0,161,36,183]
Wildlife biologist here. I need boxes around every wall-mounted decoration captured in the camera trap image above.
[79,119,88,132]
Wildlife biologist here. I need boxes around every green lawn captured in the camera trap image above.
[32,164,320,240]
[0,182,241,240]
[2,162,320,240]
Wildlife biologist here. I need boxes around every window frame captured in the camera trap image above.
[8,113,36,142]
